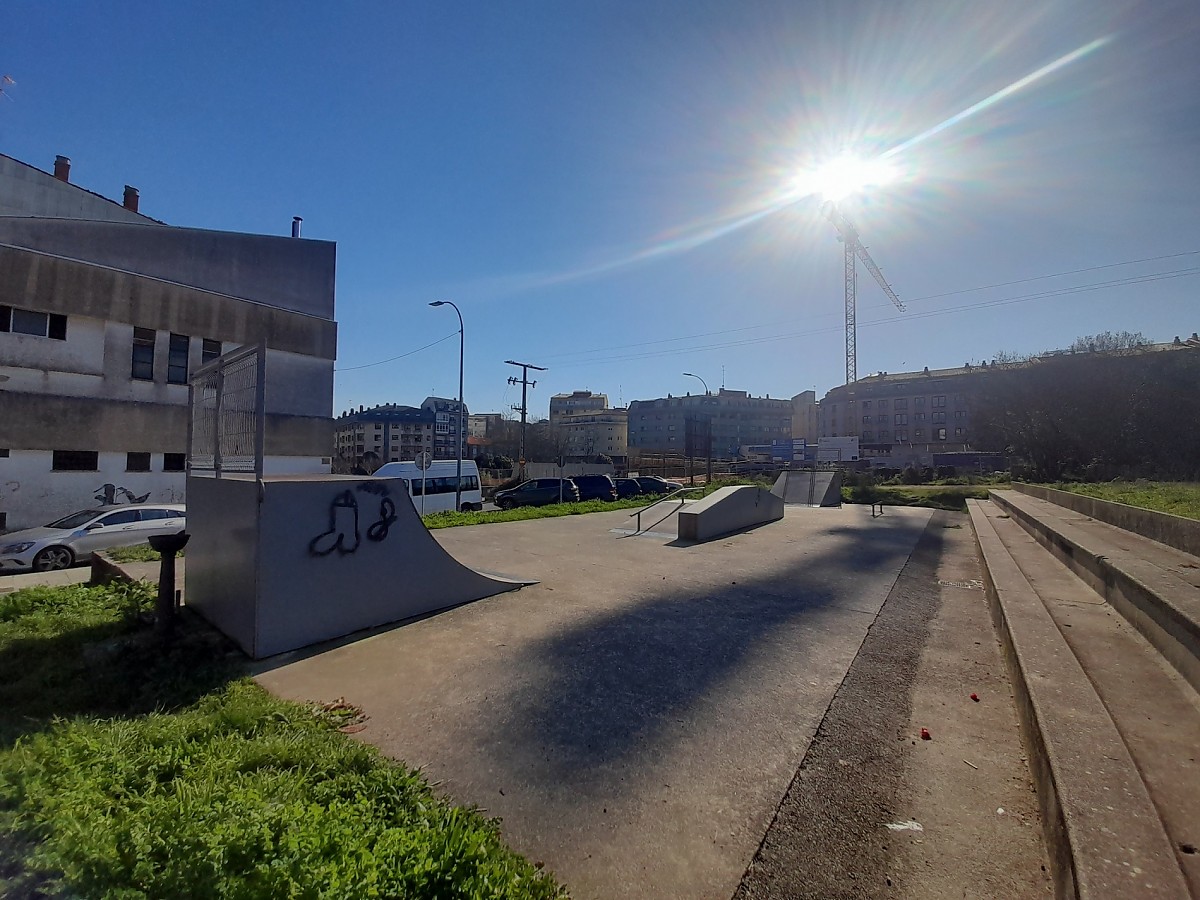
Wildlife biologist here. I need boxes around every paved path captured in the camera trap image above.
[256,505,932,899]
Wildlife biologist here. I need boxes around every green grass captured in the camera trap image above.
[1047,481,1200,520]
[841,483,991,512]
[105,543,166,563]
[0,582,566,898]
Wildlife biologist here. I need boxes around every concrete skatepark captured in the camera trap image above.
[256,502,939,897]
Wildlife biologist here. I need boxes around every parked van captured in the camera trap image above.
[372,460,484,513]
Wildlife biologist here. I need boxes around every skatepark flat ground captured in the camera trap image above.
[256,504,933,899]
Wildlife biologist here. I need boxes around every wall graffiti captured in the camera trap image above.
[94,483,151,505]
[308,482,397,557]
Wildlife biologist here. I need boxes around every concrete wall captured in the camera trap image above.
[0,155,154,223]
[677,485,784,542]
[524,462,616,480]
[0,244,337,359]
[0,451,330,532]
[0,217,335,318]
[1012,483,1200,557]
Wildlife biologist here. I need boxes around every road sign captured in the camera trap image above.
[416,451,433,470]
[519,457,526,466]
[557,456,565,468]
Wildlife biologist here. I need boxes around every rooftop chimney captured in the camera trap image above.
[291,216,303,238]
[53,155,71,182]
[123,185,139,213]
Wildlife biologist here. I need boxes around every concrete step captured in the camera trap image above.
[968,498,1191,899]
[989,488,1200,695]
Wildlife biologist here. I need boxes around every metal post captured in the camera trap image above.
[254,341,267,482]
[430,301,466,511]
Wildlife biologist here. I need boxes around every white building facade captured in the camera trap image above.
[0,153,336,531]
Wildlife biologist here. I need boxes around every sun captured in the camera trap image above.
[792,154,899,202]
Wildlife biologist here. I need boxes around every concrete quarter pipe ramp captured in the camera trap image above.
[772,470,843,506]
[186,474,533,658]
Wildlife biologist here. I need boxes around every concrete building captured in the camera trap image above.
[791,390,819,443]
[422,396,469,460]
[549,390,608,423]
[467,413,505,441]
[628,389,794,459]
[0,153,335,531]
[818,365,979,466]
[557,408,628,463]
[334,404,433,470]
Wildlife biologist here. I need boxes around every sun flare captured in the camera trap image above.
[793,154,899,202]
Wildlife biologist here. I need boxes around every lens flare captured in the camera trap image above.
[794,154,900,202]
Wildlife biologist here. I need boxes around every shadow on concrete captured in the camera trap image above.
[487,516,930,789]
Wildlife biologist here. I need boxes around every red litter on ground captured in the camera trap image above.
[920,728,932,741]
[970,693,980,702]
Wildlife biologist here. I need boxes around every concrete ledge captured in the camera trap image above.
[967,499,1188,899]
[677,486,783,542]
[1013,482,1200,557]
[991,489,1200,695]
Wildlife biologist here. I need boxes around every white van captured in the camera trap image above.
[372,460,484,514]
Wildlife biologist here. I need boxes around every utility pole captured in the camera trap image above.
[505,359,546,481]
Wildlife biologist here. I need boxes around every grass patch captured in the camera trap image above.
[0,582,565,898]
[1047,481,1200,520]
[841,484,991,512]
[106,543,165,563]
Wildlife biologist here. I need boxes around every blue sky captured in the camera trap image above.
[4,1,1198,418]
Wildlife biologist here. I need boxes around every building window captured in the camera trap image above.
[894,414,908,425]
[878,399,889,408]
[163,453,187,472]
[914,397,925,408]
[932,412,946,424]
[915,413,926,422]
[1,305,68,340]
[955,427,965,437]
[880,429,890,440]
[0,448,8,457]
[936,428,947,441]
[202,338,222,365]
[894,398,907,410]
[876,414,887,423]
[126,452,151,472]
[896,430,908,442]
[862,400,871,409]
[863,431,874,440]
[52,450,99,471]
[862,416,871,424]
[132,327,156,380]
[167,333,190,384]
[955,410,968,419]
[933,395,947,408]
[915,429,924,439]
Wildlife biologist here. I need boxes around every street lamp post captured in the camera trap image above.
[682,372,712,485]
[429,300,465,512]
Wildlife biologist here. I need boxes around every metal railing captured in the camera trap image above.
[629,485,707,533]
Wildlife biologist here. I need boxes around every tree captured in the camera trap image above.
[1068,331,1150,355]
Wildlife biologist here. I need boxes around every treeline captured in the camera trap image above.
[970,342,1200,482]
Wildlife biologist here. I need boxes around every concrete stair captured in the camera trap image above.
[969,491,1200,898]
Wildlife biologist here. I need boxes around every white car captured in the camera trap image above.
[0,504,186,573]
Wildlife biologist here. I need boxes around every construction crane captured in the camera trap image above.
[824,202,905,384]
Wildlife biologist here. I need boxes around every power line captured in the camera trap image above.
[549,265,1200,369]
[335,332,457,372]
[537,249,1200,363]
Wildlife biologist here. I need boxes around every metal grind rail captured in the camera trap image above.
[630,486,707,534]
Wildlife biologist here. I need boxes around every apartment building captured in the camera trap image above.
[0,153,335,530]
[549,390,608,422]
[557,408,628,463]
[818,365,979,465]
[333,404,433,469]
[628,389,794,458]
[422,396,469,460]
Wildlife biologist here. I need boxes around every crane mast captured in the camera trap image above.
[824,203,905,384]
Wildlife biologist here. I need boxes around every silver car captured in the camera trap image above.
[0,504,186,573]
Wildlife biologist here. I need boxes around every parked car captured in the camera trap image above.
[493,479,579,510]
[572,473,618,502]
[0,504,187,573]
[633,476,684,495]
[613,477,642,499]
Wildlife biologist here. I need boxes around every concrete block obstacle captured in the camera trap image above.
[968,494,1199,897]
[677,485,783,542]
[185,474,532,658]
[771,469,843,506]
